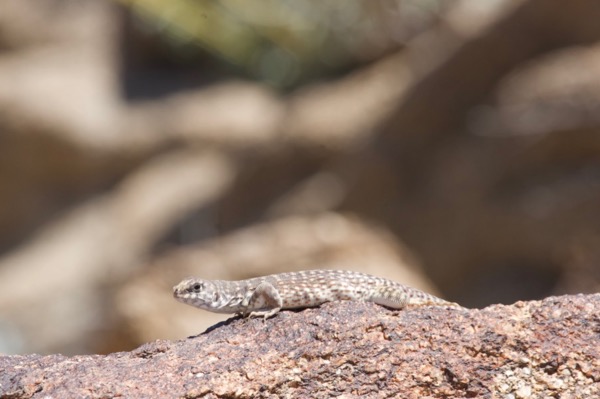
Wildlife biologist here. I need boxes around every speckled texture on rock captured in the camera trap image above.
[1,294,599,398]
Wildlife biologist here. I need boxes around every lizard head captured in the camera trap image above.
[173,278,215,308]
[173,278,235,313]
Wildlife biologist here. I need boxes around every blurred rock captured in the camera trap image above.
[0,150,234,354]
[285,53,411,150]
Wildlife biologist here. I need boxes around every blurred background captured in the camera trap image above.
[0,0,599,355]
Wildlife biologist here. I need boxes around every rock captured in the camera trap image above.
[1,294,598,398]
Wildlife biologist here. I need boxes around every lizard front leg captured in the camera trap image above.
[240,281,283,319]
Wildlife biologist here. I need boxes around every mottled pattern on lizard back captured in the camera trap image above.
[256,269,454,308]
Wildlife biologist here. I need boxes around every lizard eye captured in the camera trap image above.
[192,283,203,292]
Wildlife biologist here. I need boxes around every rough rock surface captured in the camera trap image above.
[1,294,598,398]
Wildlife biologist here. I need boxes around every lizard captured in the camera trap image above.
[173,269,462,318]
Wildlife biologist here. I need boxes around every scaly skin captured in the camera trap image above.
[173,269,462,318]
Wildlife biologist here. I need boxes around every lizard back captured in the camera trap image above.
[252,269,453,309]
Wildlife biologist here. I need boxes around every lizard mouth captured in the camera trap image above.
[173,287,187,300]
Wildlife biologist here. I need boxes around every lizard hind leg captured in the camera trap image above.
[245,281,283,319]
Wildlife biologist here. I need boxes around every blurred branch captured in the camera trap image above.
[376,0,600,154]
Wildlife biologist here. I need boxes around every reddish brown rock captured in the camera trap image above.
[1,294,598,398]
